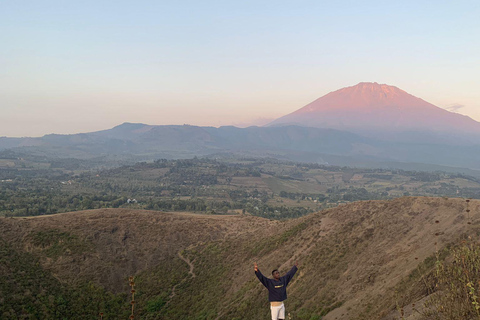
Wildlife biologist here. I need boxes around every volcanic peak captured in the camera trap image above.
[268,81,480,135]
[344,82,403,97]
[303,81,420,113]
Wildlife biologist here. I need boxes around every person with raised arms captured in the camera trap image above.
[254,261,298,320]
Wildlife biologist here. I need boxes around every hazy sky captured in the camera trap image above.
[1,0,479,137]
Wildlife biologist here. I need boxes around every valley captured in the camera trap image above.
[2,157,480,219]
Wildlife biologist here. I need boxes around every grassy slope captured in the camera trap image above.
[1,197,479,319]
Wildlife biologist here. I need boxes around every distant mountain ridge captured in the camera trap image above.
[0,123,366,160]
[2,122,480,171]
[269,82,480,138]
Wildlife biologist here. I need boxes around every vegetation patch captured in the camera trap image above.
[145,295,167,313]
[422,240,480,319]
[250,222,307,255]
[0,238,128,319]
[28,229,92,258]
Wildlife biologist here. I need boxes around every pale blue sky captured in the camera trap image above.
[1,0,479,137]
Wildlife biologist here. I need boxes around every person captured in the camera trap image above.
[254,261,298,320]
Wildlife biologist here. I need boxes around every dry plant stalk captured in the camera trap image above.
[129,276,136,319]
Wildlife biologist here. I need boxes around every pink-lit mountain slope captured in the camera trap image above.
[269,82,480,136]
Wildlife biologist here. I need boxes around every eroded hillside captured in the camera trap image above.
[1,197,479,319]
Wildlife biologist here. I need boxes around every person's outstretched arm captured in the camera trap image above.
[254,262,269,288]
[284,261,298,285]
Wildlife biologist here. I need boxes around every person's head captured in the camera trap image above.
[272,269,280,280]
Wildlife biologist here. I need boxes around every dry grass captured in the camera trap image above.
[1,197,480,319]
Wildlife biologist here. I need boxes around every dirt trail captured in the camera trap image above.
[178,250,196,278]
[166,250,197,306]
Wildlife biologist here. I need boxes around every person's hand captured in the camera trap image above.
[254,262,258,272]
[294,261,299,267]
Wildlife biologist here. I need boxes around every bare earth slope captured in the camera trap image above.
[1,197,479,319]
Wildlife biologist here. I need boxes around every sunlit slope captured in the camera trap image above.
[0,197,478,319]
[270,82,480,136]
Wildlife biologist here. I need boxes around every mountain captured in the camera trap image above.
[2,122,480,171]
[0,197,478,319]
[0,123,367,159]
[269,82,480,141]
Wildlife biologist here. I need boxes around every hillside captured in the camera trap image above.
[1,197,479,319]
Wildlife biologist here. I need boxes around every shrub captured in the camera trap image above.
[422,239,480,319]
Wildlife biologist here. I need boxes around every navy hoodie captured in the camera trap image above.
[255,265,298,302]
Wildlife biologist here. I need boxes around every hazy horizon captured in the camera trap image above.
[2,1,479,137]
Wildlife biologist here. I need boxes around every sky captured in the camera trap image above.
[1,0,479,137]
